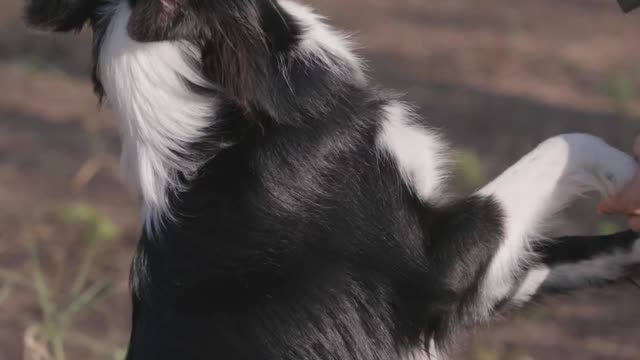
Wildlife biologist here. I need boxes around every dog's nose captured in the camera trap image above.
[618,0,640,12]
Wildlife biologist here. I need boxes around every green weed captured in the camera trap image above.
[474,346,500,360]
[605,74,636,115]
[0,204,124,360]
[597,220,623,236]
[457,150,486,191]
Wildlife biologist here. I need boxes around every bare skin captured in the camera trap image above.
[599,136,640,231]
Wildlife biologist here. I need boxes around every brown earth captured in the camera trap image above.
[1,0,640,359]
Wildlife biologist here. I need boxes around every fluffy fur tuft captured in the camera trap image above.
[98,2,216,230]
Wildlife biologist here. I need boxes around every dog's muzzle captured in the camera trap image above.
[618,0,640,12]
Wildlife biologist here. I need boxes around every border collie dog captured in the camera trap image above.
[25,0,640,358]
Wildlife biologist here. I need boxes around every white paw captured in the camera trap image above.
[591,140,637,197]
[555,133,638,198]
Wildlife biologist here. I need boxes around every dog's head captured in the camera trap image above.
[24,0,101,32]
[24,0,295,105]
[24,0,274,40]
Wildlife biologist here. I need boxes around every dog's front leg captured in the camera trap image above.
[475,134,637,314]
[505,230,640,306]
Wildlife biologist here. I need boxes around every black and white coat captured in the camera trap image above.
[25,0,640,359]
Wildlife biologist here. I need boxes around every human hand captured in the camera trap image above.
[598,136,640,231]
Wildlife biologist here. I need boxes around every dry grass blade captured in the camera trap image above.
[71,158,102,191]
[29,242,55,329]
[29,241,66,360]
[0,281,15,306]
[0,268,30,288]
[23,326,53,360]
[61,280,111,327]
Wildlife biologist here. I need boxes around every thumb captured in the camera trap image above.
[598,195,630,215]
[633,136,640,160]
[598,200,618,215]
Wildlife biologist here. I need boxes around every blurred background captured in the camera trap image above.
[1,0,639,359]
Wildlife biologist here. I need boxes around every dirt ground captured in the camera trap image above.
[1,0,640,359]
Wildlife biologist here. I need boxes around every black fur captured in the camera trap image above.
[537,231,639,266]
[24,0,95,31]
[22,0,640,359]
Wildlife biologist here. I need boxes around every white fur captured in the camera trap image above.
[512,266,551,304]
[98,1,215,230]
[377,101,449,201]
[98,0,366,231]
[402,340,442,360]
[278,0,366,84]
[92,0,638,356]
[477,134,637,315]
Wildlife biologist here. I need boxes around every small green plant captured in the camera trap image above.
[457,149,486,191]
[605,74,636,114]
[474,346,499,360]
[0,204,124,360]
[597,220,622,236]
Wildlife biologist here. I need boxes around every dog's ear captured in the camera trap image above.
[24,0,94,32]
[127,0,193,42]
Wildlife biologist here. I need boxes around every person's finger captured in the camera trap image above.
[629,216,640,232]
[599,197,629,215]
[598,186,640,215]
[597,137,640,215]
[598,166,640,215]
[633,135,640,160]
[601,194,640,215]
[598,201,613,215]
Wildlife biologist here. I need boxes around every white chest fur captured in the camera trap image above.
[98,2,215,228]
